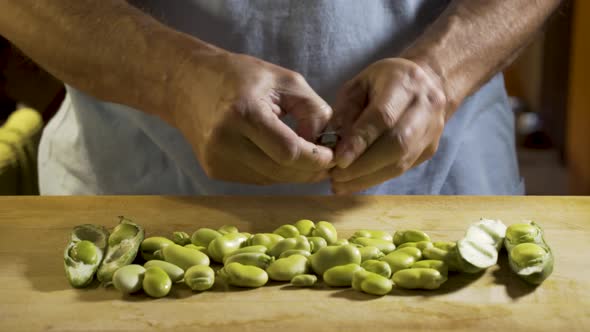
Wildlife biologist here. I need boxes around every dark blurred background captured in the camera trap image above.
[1,0,588,195]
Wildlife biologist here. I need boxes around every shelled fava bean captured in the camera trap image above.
[65,217,553,298]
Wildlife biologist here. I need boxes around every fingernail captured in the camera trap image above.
[337,151,355,169]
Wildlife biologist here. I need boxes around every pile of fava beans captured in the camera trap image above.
[64,217,553,298]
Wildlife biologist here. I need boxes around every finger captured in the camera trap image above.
[331,143,439,192]
[331,161,412,195]
[236,138,331,183]
[277,73,333,141]
[241,99,334,171]
[333,84,414,169]
[331,100,432,183]
[330,79,367,133]
[411,144,436,169]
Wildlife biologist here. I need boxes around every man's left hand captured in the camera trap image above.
[330,58,448,194]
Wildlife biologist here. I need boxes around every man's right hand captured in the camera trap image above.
[169,51,335,185]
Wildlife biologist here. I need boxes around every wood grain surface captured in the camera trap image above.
[0,196,588,332]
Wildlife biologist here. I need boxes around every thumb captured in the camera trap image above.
[278,73,332,141]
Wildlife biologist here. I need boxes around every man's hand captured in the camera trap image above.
[330,58,447,194]
[172,52,334,185]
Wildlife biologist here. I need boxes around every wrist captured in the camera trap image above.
[154,29,228,127]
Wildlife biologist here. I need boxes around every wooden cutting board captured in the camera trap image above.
[0,196,588,332]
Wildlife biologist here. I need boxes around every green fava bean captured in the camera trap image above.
[331,239,349,246]
[397,241,433,251]
[380,247,422,274]
[64,224,109,288]
[294,219,315,236]
[510,243,546,267]
[207,233,249,263]
[411,260,448,276]
[396,242,417,249]
[290,274,317,287]
[392,268,447,290]
[171,231,191,246]
[223,252,274,270]
[218,262,268,288]
[247,233,284,249]
[350,230,393,242]
[268,238,297,258]
[433,241,457,251]
[144,260,184,282]
[352,270,393,296]
[273,224,300,238]
[97,217,144,283]
[415,241,433,251]
[143,266,172,298]
[307,237,328,253]
[162,244,210,270]
[393,230,431,246]
[266,254,309,281]
[358,246,385,262]
[140,236,174,261]
[311,221,338,245]
[112,264,146,294]
[185,265,215,291]
[505,222,553,285]
[268,236,310,258]
[506,223,540,244]
[350,237,396,254]
[361,260,392,278]
[422,247,464,273]
[422,247,447,261]
[279,249,311,259]
[218,225,239,235]
[323,263,363,287]
[190,228,222,247]
[184,244,207,251]
[310,244,362,276]
[70,240,99,265]
[226,245,268,256]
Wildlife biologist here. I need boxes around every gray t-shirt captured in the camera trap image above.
[38,0,524,195]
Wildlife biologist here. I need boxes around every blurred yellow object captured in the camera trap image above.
[0,108,43,195]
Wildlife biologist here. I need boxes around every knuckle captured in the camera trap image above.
[374,104,398,129]
[349,127,370,151]
[389,127,412,156]
[426,86,447,109]
[407,65,425,82]
[285,71,307,86]
[317,103,333,121]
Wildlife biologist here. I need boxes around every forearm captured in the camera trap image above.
[0,0,219,123]
[402,0,562,115]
